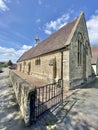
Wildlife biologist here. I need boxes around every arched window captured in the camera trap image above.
[77,32,83,66]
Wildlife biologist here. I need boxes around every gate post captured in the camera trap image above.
[61,79,63,105]
[58,79,63,105]
[29,87,37,125]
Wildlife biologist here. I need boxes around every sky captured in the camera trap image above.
[0,0,98,63]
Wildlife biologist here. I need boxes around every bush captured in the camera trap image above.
[1,63,8,68]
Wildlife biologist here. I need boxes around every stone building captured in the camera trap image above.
[17,12,93,90]
[91,45,98,75]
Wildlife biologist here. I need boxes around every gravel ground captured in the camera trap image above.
[0,68,98,130]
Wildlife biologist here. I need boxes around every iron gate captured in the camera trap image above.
[29,79,63,124]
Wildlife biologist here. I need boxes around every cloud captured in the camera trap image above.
[44,13,70,35]
[0,45,32,63]
[21,45,32,50]
[44,30,52,35]
[87,11,98,45]
[0,0,9,11]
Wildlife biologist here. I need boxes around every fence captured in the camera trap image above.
[29,79,63,124]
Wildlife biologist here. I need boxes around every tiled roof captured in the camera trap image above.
[91,45,98,64]
[18,18,78,62]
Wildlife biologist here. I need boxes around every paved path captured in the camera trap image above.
[55,80,98,130]
[0,68,25,130]
[0,68,98,130]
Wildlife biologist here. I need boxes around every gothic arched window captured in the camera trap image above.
[77,32,83,66]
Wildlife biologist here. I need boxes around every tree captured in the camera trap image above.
[7,60,13,66]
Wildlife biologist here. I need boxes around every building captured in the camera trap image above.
[17,12,93,91]
[91,45,98,75]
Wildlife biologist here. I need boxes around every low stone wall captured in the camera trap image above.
[9,70,34,126]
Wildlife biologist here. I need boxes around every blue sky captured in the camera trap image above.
[0,0,98,63]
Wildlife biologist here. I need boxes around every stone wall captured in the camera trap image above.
[17,50,71,92]
[63,50,70,91]
[17,52,62,84]
[9,70,34,126]
[69,13,92,88]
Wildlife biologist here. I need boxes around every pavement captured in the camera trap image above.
[0,68,98,130]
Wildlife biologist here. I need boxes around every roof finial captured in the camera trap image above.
[35,33,40,46]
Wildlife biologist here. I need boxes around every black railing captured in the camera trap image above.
[30,80,63,124]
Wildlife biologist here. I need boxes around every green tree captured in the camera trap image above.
[7,60,13,66]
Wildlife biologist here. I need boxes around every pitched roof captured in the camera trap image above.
[18,17,78,62]
[91,45,98,64]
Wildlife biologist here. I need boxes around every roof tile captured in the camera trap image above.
[18,18,78,62]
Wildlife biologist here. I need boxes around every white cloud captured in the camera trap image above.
[21,45,32,50]
[87,11,98,45]
[0,45,32,63]
[44,30,52,35]
[0,0,9,11]
[44,13,70,35]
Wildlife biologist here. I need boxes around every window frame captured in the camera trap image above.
[35,58,41,65]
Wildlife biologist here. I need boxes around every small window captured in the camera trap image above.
[35,58,41,65]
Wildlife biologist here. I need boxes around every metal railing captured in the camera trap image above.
[29,79,63,124]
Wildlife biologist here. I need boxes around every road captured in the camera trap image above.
[0,68,98,130]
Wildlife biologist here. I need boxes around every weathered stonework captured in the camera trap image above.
[69,13,92,88]
[9,70,34,126]
[17,52,62,84]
